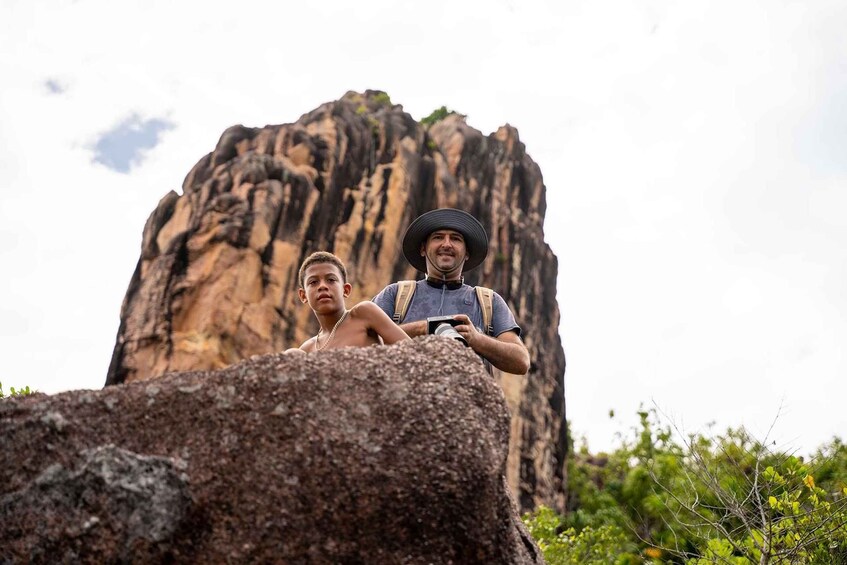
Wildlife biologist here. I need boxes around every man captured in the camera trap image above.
[372,208,530,375]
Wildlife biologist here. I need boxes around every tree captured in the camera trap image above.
[653,427,847,564]
[525,408,847,564]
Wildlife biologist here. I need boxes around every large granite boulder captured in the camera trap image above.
[106,90,566,512]
[1,338,543,564]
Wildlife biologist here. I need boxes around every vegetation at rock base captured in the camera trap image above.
[0,381,34,398]
[524,409,847,564]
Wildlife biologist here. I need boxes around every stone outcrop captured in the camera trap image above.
[2,339,543,564]
[106,90,567,512]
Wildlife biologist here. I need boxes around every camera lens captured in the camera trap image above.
[433,323,469,346]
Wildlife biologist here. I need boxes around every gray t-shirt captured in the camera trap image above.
[372,280,522,337]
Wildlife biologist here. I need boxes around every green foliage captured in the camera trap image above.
[523,506,640,564]
[372,91,391,106]
[812,437,847,494]
[420,105,455,127]
[355,92,391,116]
[526,409,847,564]
[0,381,35,398]
[667,429,847,564]
[685,538,748,565]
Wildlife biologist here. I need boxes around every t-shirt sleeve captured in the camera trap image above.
[372,283,398,319]
[492,292,522,338]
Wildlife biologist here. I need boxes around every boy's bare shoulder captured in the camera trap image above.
[349,301,381,317]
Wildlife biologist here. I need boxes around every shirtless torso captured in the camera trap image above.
[298,301,408,352]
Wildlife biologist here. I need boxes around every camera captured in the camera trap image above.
[427,316,469,347]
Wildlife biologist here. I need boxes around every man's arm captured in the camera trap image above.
[398,320,428,337]
[451,314,530,375]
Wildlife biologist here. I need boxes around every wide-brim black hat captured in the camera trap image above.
[402,208,489,273]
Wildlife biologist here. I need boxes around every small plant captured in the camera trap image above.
[368,116,380,136]
[0,381,35,398]
[420,105,458,127]
[372,92,391,106]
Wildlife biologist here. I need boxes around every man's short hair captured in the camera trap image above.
[298,251,348,288]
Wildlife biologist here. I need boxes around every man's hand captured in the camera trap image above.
[450,314,481,347]
[451,314,530,375]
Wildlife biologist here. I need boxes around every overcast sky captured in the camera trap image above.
[2,0,845,454]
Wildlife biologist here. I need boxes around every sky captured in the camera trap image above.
[1,0,845,454]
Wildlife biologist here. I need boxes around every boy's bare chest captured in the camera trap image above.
[323,319,381,349]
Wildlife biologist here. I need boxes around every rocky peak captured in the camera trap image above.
[106,91,567,512]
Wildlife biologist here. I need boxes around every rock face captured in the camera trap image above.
[2,339,543,564]
[1,445,193,563]
[106,90,567,512]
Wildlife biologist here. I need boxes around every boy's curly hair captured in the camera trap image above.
[298,251,348,288]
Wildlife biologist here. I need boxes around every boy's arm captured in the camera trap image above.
[354,301,412,345]
[372,283,427,337]
[298,337,316,352]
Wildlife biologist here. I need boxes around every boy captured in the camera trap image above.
[292,252,410,352]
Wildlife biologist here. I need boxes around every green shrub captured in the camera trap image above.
[372,92,391,106]
[420,106,454,127]
[523,506,640,564]
[530,409,847,564]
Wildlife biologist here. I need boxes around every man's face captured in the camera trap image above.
[298,263,351,313]
[421,229,468,278]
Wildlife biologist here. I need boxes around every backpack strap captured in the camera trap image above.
[393,280,417,324]
[475,286,494,336]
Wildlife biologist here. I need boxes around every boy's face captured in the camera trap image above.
[298,262,351,312]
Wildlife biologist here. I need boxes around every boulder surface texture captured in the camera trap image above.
[2,338,543,564]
